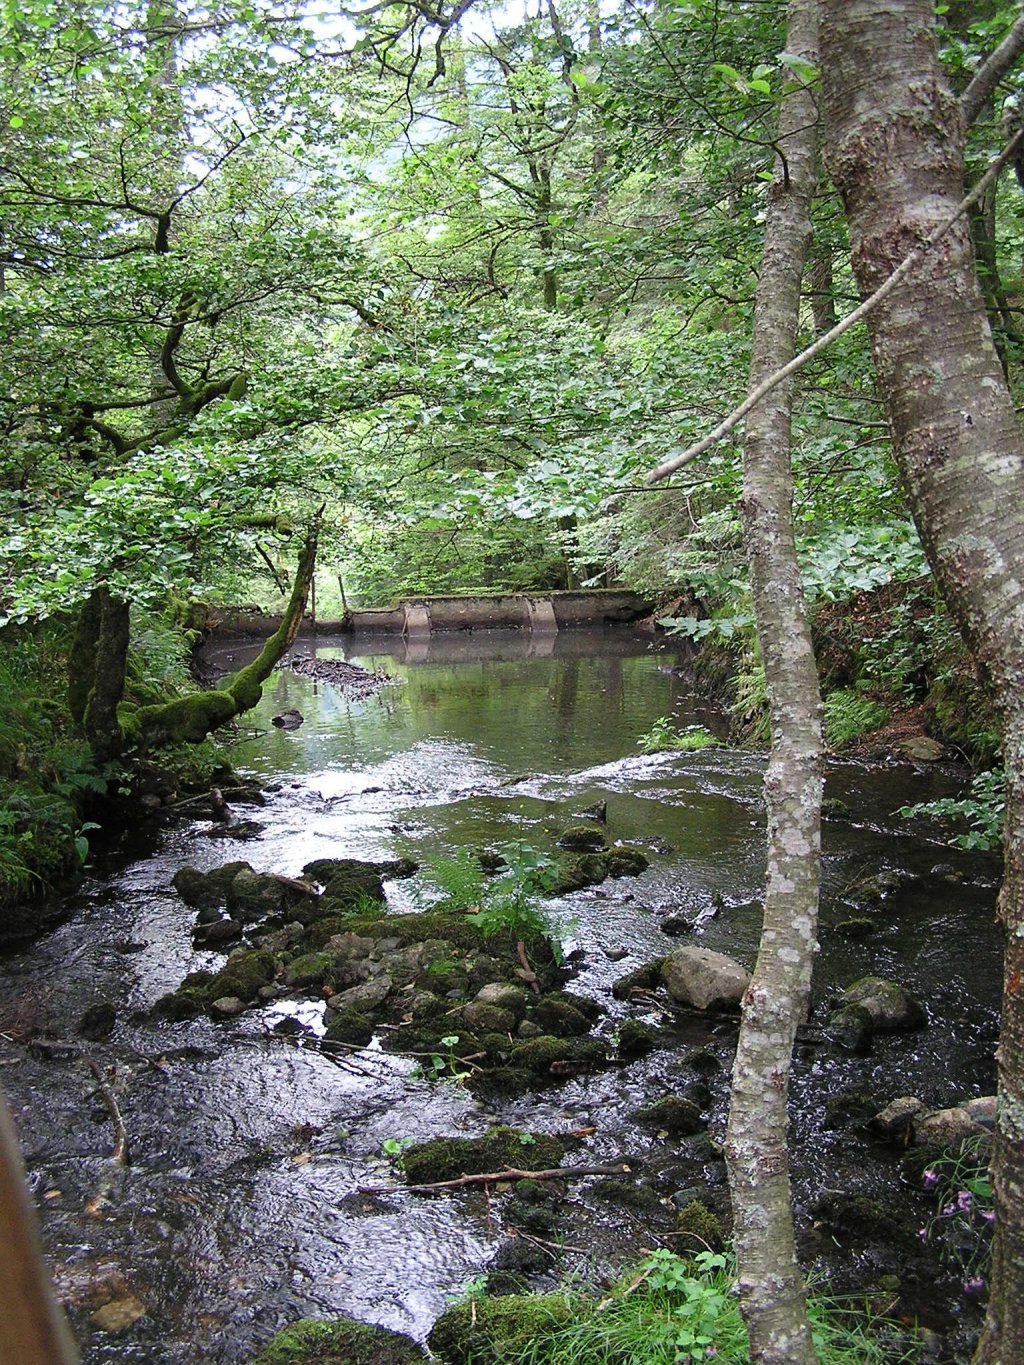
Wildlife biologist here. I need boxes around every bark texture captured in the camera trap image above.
[821,5,1024,1360]
[722,2,822,1361]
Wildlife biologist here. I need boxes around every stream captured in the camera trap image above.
[0,627,1004,1363]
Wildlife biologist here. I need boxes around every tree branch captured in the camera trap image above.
[647,123,1024,484]
[362,1161,631,1194]
[961,12,1024,129]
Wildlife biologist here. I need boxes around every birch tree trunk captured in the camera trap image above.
[722,1,822,1360]
[821,5,1024,1359]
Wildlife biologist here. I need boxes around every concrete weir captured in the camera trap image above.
[208,589,653,637]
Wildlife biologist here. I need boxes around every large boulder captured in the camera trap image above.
[661,947,750,1011]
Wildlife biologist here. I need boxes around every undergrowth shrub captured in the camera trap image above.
[823,690,889,748]
[901,768,1005,851]
[435,1249,921,1364]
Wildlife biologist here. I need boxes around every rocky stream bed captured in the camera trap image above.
[0,629,1006,1363]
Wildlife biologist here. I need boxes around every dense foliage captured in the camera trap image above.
[1,0,1021,871]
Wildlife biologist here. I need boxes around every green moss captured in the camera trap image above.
[152,969,216,1020]
[527,997,593,1037]
[403,1126,568,1186]
[636,1096,705,1135]
[556,826,607,852]
[604,847,650,878]
[284,951,336,988]
[131,689,238,747]
[427,1293,574,1364]
[591,1178,663,1213]
[929,673,1000,764]
[508,1035,608,1078]
[552,853,608,893]
[505,1179,562,1234]
[674,1199,723,1252]
[809,1191,905,1245]
[253,1315,424,1364]
[209,949,277,1002]
[324,1009,374,1046]
[617,1019,660,1059]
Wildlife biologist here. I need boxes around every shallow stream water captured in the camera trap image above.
[0,628,1004,1363]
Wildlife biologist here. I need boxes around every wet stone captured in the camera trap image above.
[209,995,247,1019]
[661,946,750,1011]
[636,1095,705,1136]
[90,1296,148,1334]
[327,975,392,1012]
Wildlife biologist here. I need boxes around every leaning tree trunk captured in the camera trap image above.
[722,1,822,1360]
[821,4,1024,1360]
[124,517,321,750]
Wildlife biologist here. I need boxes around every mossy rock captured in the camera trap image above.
[604,848,650,878]
[636,1096,705,1136]
[823,1088,880,1130]
[172,861,249,909]
[209,949,277,1002]
[834,916,876,940]
[304,856,417,884]
[403,1126,569,1186]
[552,853,608,893]
[557,826,607,852]
[461,1001,518,1033]
[227,867,295,920]
[809,1191,905,1246]
[527,996,593,1037]
[508,1034,608,1079]
[420,958,470,995]
[323,1009,374,1047]
[427,1293,574,1365]
[675,1199,723,1252]
[152,969,216,1020]
[284,951,337,988]
[252,1315,424,1364]
[591,1179,659,1215]
[617,1019,661,1059]
[612,959,665,1001]
[504,1178,563,1235]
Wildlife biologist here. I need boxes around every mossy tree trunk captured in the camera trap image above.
[124,517,321,750]
[69,587,131,764]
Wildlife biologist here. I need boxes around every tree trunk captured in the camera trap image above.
[126,518,320,748]
[69,588,131,763]
[805,238,837,336]
[723,2,822,1361]
[821,5,1024,1359]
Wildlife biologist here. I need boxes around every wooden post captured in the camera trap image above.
[0,1090,79,1363]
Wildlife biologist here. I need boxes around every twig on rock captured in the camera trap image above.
[85,1058,129,1166]
[361,1161,631,1194]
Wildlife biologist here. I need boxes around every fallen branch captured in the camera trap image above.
[361,1161,631,1194]
[268,872,319,897]
[85,1059,129,1166]
[516,940,541,995]
[647,125,1024,484]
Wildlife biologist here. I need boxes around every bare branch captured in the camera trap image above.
[361,1161,631,1193]
[647,124,1024,484]
[962,12,1024,129]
